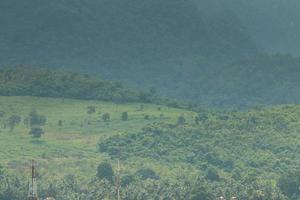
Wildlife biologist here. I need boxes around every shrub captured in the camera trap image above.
[135,168,159,180]
[121,112,129,121]
[205,168,220,181]
[29,127,45,138]
[96,162,114,183]
[87,106,96,114]
[8,115,22,131]
[102,113,110,122]
[177,115,186,125]
[29,110,46,126]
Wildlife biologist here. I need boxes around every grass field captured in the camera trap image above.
[0,96,196,182]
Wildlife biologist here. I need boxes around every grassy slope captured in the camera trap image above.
[0,96,195,182]
[1,95,300,190]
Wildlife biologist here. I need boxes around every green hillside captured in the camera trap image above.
[0,96,193,174]
[0,96,300,199]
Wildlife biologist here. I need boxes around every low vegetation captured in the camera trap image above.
[0,95,299,199]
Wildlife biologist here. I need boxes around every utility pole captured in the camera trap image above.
[28,160,38,200]
[116,146,121,200]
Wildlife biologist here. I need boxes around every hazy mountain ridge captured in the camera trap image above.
[2,0,300,108]
[0,0,257,67]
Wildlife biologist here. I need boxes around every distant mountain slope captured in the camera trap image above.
[0,0,257,68]
[114,54,300,109]
[0,67,140,103]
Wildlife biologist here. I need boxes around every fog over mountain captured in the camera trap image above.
[1,0,300,108]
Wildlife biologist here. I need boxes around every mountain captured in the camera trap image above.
[0,0,257,67]
[3,0,300,109]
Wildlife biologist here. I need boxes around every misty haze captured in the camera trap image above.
[0,0,300,199]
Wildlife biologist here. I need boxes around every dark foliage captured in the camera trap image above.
[96,162,114,183]
[29,127,45,138]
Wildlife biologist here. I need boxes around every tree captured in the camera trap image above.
[29,127,45,138]
[177,115,186,125]
[135,168,159,180]
[121,175,134,187]
[121,112,128,121]
[278,171,300,198]
[96,162,114,183]
[205,168,220,181]
[0,111,5,118]
[28,110,46,138]
[0,164,3,177]
[29,110,46,126]
[102,113,110,122]
[195,116,200,124]
[191,187,214,200]
[140,104,144,111]
[87,106,96,114]
[8,115,21,131]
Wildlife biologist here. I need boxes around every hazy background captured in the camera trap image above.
[1,0,300,108]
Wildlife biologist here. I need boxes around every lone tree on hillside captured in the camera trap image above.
[87,105,96,114]
[8,115,21,131]
[28,110,47,138]
[29,127,45,138]
[121,112,128,121]
[29,110,46,126]
[102,113,110,122]
[177,115,186,125]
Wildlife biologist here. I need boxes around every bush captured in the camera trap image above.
[8,115,21,131]
[29,127,45,138]
[96,162,114,183]
[177,115,186,125]
[87,106,96,114]
[29,110,46,126]
[278,171,300,198]
[121,175,134,187]
[121,112,129,121]
[0,165,3,176]
[135,168,159,180]
[205,168,220,181]
[102,113,111,122]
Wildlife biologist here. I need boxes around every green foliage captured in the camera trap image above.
[120,175,134,187]
[102,113,111,122]
[205,168,220,182]
[0,68,155,104]
[121,112,128,121]
[96,162,114,183]
[278,170,300,198]
[0,96,300,198]
[87,106,96,114]
[0,111,5,118]
[0,165,3,176]
[29,110,46,126]
[177,115,186,125]
[7,115,21,131]
[135,168,159,180]
[29,127,45,138]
